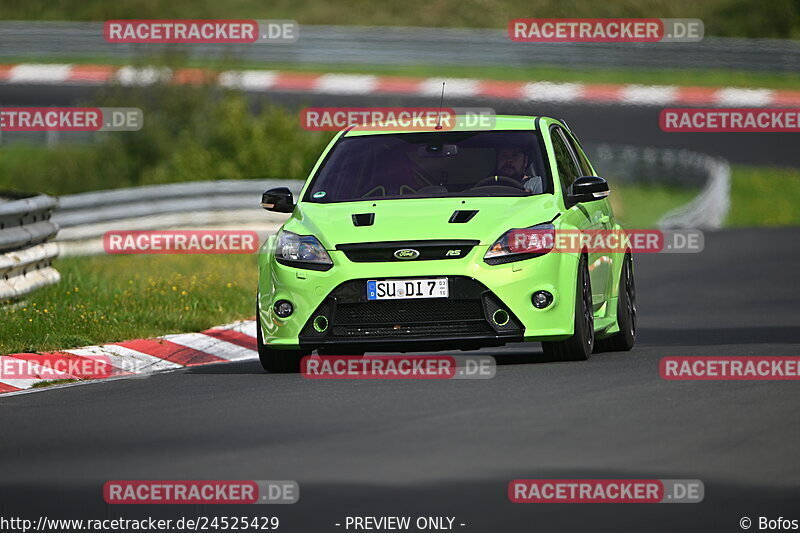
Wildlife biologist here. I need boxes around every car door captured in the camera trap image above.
[562,129,615,305]
[549,125,609,309]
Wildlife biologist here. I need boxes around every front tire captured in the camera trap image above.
[256,302,307,373]
[595,253,636,352]
[541,255,594,361]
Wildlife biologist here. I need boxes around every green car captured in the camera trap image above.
[257,115,636,372]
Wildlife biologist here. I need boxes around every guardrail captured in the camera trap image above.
[0,22,798,73]
[0,193,61,302]
[586,143,731,229]
[52,143,730,258]
[53,180,299,256]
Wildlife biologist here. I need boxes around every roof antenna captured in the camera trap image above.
[435,82,446,130]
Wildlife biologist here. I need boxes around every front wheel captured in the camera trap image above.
[256,302,308,373]
[595,253,636,352]
[541,255,594,361]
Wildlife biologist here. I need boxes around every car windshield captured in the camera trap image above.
[304,130,550,203]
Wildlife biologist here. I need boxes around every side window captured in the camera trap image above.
[549,127,581,192]
[564,132,594,177]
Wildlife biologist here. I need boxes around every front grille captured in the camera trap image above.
[336,240,478,262]
[299,276,523,344]
[335,299,483,325]
[331,322,494,338]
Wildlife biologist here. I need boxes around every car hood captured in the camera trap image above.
[283,196,560,249]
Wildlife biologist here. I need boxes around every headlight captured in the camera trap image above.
[484,222,555,265]
[274,230,333,270]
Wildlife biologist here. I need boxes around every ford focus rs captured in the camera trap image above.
[256,116,636,372]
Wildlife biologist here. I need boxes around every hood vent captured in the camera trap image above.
[352,213,375,227]
[448,210,478,223]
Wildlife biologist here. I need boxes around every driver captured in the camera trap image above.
[493,146,543,194]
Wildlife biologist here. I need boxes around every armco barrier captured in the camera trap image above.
[52,144,729,258]
[0,193,61,302]
[586,143,731,229]
[0,22,797,73]
[53,180,300,256]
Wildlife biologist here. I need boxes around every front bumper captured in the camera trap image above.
[297,276,524,351]
[258,238,580,351]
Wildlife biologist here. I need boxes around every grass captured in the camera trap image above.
[0,0,798,38]
[0,254,257,355]
[611,184,699,228]
[31,378,80,388]
[4,55,800,91]
[612,165,800,228]
[727,165,800,226]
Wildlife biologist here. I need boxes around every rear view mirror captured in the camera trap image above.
[261,187,294,213]
[568,176,609,204]
[417,143,458,157]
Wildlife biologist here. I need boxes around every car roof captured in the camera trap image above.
[342,115,554,137]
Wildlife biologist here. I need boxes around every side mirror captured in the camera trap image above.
[568,176,609,204]
[261,187,294,213]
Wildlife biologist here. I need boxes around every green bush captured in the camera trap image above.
[0,81,334,195]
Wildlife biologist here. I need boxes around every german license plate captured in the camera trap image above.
[366,278,448,300]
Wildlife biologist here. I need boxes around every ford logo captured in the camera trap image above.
[394,248,420,260]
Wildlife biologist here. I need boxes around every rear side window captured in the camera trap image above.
[550,127,581,191]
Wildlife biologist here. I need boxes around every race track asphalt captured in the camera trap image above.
[2,228,799,532]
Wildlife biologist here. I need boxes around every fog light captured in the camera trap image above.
[274,300,294,318]
[532,290,553,309]
[313,315,329,332]
[492,309,510,326]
